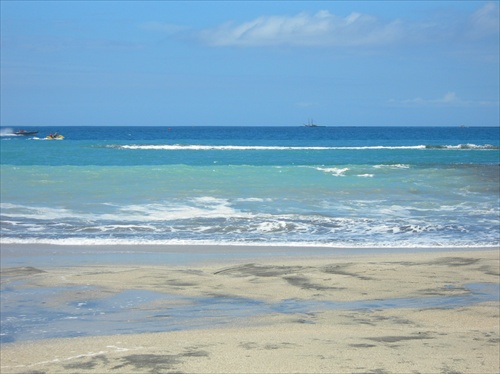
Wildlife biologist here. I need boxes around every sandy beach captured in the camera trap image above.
[1,246,499,373]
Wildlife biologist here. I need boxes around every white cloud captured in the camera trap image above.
[466,2,500,40]
[197,10,403,47]
[193,3,499,48]
[441,91,459,104]
[389,92,500,107]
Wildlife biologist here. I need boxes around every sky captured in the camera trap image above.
[1,1,499,127]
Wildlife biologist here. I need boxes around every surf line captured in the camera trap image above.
[115,145,430,151]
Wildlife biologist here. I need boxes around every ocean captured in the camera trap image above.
[1,126,499,248]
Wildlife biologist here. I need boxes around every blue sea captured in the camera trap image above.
[1,126,499,248]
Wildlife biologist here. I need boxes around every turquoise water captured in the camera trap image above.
[1,126,499,247]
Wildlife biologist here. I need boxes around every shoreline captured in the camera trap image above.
[1,243,497,268]
[1,246,499,373]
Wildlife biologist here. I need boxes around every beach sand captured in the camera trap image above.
[1,247,499,373]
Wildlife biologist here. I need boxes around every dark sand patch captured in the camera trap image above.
[428,257,480,267]
[239,341,297,350]
[0,266,46,277]
[213,263,307,277]
[283,275,345,291]
[321,263,374,280]
[63,354,109,370]
[366,334,434,343]
[111,350,209,372]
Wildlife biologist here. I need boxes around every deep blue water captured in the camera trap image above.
[1,126,499,247]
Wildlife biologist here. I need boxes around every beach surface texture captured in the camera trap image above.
[1,246,499,373]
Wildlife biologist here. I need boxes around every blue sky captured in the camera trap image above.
[1,1,499,127]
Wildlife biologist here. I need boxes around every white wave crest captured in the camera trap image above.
[118,144,331,150]
[373,164,410,169]
[315,167,349,176]
[1,236,496,249]
[113,144,430,151]
[113,143,500,151]
[0,199,251,223]
[426,144,500,150]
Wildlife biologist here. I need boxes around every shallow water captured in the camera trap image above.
[1,282,498,344]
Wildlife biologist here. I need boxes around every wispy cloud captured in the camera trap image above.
[197,10,403,47]
[193,3,499,48]
[466,2,500,40]
[389,92,500,108]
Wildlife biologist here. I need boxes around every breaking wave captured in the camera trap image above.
[2,198,498,248]
[110,144,499,151]
[425,144,499,150]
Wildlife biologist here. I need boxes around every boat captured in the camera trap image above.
[45,133,64,140]
[304,119,323,127]
[14,130,38,136]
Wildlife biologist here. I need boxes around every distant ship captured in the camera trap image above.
[304,119,323,127]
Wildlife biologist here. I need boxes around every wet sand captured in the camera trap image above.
[1,246,499,373]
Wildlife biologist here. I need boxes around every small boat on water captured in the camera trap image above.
[46,133,64,140]
[15,130,38,136]
[304,119,323,127]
